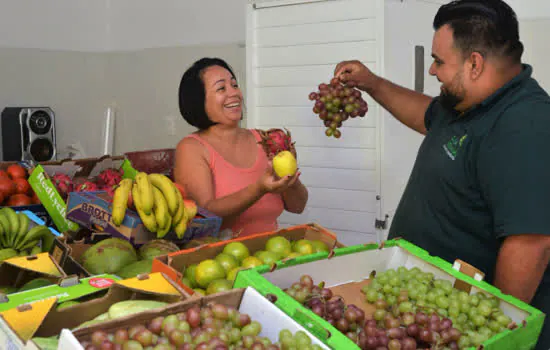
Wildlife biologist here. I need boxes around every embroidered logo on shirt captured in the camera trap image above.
[443,134,468,160]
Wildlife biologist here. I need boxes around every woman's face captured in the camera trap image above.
[202,65,243,126]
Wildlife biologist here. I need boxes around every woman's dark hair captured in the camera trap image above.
[433,0,523,63]
[178,57,237,130]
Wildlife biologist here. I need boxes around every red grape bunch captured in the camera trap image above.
[308,77,368,138]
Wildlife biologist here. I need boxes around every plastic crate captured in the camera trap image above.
[233,239,545,350]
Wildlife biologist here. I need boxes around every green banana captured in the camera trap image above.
[0,214,10,247]
[0,248,17,262]
[13,213,30,247]
[30,246,42,255]
[0,224,5,248]
[0,208,19,243]
[15,225,52,252]
[20,239,40,251]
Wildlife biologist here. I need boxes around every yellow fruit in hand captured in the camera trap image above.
[272,151,297,178]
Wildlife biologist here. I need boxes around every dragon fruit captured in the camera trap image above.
[102,185,116,198]
[97,168,123,188]
[257,128,296,159]
[51,173,74,200]
[75,181,99,192]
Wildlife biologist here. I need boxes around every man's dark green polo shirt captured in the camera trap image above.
[388,64,550,349]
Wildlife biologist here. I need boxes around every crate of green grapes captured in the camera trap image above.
[233,239,545,350]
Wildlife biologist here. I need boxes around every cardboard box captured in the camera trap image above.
[0,272,190,349]
[0,274,120,313]
[233,240,545,350]
[28,156,135,233]
[66,190,222,247]
[152,223,345,294]
[58,286,330,349]
[0,252,67,295]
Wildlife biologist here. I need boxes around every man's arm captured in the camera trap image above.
[334,60,433,135]
[493,234,550,303]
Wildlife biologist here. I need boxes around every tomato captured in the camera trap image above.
[6,193,32,207]
[0,178,15,198]
[6,164,27,179]
[31,192,41,204]
[13,178,30,195]
[0,170,9,180]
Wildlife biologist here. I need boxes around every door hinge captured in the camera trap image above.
[375,214,389,229]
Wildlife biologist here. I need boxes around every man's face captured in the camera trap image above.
[429,25,468,111]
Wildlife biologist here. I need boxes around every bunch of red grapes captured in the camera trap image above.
[286,275,463,350]
[308,77,368,138]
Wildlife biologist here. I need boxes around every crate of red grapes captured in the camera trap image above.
[308,77,369,139]
[233,239,545,350]
[59,287,330,350]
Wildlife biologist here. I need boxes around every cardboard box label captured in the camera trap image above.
[1,297,57,342]
[29,166,79,233]
[5,253,63,277]
[116,273,181,296]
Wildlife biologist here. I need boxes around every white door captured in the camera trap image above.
[246,0,385,245]
[379,0,449,238]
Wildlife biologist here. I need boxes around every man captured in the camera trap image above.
[335,0,549,349]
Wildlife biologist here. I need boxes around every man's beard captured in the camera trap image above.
[439,72,465,111]
[439,89,463,111]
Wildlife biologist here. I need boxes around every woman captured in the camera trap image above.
[174,57,308,237]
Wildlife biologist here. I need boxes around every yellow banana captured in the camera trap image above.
[152,187,169,229]
[174,212,188,239]
[148,174,179,216]
[132,184,158,232]
[112,179,133,226]
[171,188,185,227]
[157,213,172,239]
[135,172,154,215]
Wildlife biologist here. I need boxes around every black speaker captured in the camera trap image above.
[1,107,56,162]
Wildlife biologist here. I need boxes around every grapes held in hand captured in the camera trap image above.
[308,78,369,138]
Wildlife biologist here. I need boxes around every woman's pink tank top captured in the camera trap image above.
[184,129,284,237]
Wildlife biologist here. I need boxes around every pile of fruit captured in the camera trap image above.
[308,78,368,138]
[32,299,171,349]
[363,267,513,349]
[52,167,124,200]
[284,267,515,349]
[182,237,330,296]
[78,237,180,277]
[0,164,40,206]
[0,208,54,261]
[77,301,323,350]
[285,274,463,349]
[112,172,197,239]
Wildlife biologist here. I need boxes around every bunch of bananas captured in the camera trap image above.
[0,207,54,261]
[112,173,197,239]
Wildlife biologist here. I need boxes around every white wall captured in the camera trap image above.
[106,0,247,50]
[505,0,550,20]
[0,0,107,51]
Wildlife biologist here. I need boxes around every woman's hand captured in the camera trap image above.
[258,161,301,194]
